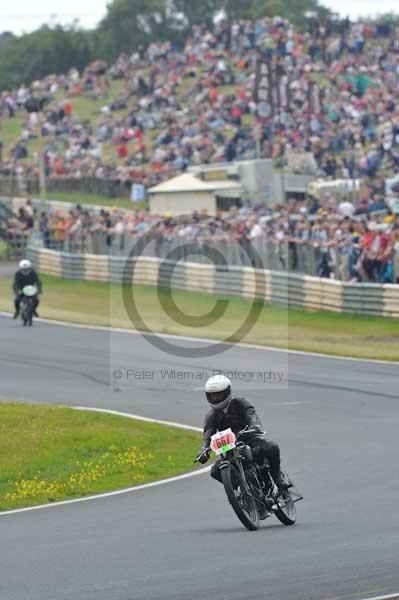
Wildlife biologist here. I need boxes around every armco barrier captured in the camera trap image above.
[26,246,399,319]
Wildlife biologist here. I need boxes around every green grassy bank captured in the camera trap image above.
[0,403,201,511]
[7,192,145,211]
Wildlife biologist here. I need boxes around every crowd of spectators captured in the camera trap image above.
[5,196,399,284]
[0,14,399,194]
[2,13,399,283]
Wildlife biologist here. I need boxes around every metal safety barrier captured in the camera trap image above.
[26,245,399,318]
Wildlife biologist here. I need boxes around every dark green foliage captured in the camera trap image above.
[221,0,331,21]
[0,25,94,90]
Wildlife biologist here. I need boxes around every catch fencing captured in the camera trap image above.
[26,246,399,318]
[30,229,399,284]
[3,231,29,260]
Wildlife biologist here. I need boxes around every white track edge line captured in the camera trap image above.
[0,311,396,365]
[360,595,399,600]
[0,407,207,517]
[74,407,203,432]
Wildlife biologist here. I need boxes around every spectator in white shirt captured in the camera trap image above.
[338,199,355,218]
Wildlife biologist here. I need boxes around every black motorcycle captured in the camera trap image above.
[20,285,37,327]
[196,427,302,531]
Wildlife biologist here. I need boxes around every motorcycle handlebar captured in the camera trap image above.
[237,427,263,437]
[193,428,262,462]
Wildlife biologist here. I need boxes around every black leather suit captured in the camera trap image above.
[201,397,281,483]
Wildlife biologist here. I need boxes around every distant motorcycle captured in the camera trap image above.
[196,427,302,531]
[20,285,38,327]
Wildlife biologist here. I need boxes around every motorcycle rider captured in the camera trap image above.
[13,259,42,319]
[196,375,288,489]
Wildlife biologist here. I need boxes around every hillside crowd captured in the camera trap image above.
[0,14,399,193]
[2,13,399,283]
[6,196,399,283]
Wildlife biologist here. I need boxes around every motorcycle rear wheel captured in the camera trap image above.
[221,466,259,531]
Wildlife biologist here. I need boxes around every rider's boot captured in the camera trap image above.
[259,496,275,519]
[13,309,19,319]
[273,471,290,490]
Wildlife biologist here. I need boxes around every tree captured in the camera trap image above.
[168,0,219,29]
[0,25,94,91]
[221,0,331,23]
[98,0,170,59]
[98,0,221,59]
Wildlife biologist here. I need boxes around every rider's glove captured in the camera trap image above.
[251,426,263,434]
[196,448,211,464]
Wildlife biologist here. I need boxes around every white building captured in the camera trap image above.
[148,172,242,216]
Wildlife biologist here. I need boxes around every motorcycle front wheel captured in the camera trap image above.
[275,490,296,526]
[221,466,259,531]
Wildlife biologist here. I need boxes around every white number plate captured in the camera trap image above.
[210,428,237,456]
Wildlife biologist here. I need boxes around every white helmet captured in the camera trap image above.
[19,259,32,272]
[205,375,232,411]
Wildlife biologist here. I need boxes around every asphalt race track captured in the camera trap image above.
[0,313,398,600]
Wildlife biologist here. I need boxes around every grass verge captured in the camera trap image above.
[0,275,398,360]
[0,240,7,260]
[5,192,145,211]
[0,403,201,511]
[43,191,146,211]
